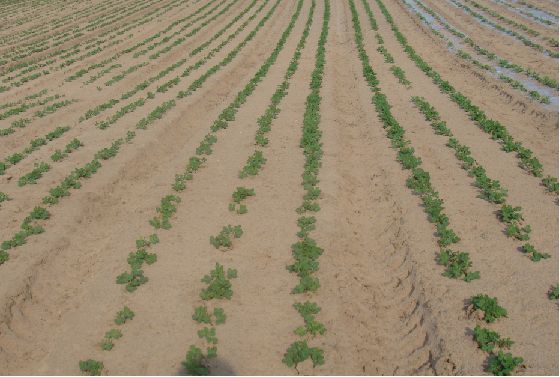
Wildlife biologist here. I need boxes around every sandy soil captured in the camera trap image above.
[0,0,557,375]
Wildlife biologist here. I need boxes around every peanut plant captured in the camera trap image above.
[209,225,243,249]
[200,263,237,300]
[350,0,478,282]
[79,359,103,376]
[284,0,327,370]
[471,294,507,323]
[229,187,255,214]
[473,326,514,353]
[412,96,549,262]
[239,150,266,178]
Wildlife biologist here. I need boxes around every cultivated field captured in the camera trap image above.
[0,0,558,375]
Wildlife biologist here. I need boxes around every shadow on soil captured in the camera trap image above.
[177,357,236,376]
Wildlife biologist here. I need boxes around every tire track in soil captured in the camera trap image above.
[366,0,558,374]
[0,0,557,375]
[305,1,453,374]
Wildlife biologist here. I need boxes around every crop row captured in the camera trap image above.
[0,94,75,137]
[0,0,281,261]
[468,294,524,375]
[465,0,558,46]
[83,64,123,85]
[104,62,148,86]
[21,0,198,93]
[353,0,479,281]
[369,0,558,372]
[0,0,68,35]
[0,0,158,65]
[361,0,411,88]
[75,2,305,373]
[0,88,48,111]
[0,93,62,120]
[182,0,323,368]
[132,0,224,60]
[134,0,233,60]
[11,137,83,188]
[73,0,256,131]
[448,0,558,58]
[146,0,240,61]
[0,0,130,62]
[353,2,527,374]
[404,0,556,105]
[116,0,210,59]
[491,0,556,27]
[62,0,191,83]
[105,0,266,101]
[187,1,317,372]
[283,0,329,371]
[411,0,557,90]
[79,305,136,374]
[0,0,133,48]
[0,0,109,51]
[0,126,69,175]
[1,0,186,88]
[87,0,274,133]
[122,0,295,291]
[0,0,276,218]
[412,96,550,261]
[518,1,558,17]
[176,0,286,99]
[377,0,558,195]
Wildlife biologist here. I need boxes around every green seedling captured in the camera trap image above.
[183,345,209,375]
[293,301,326,337]
[149,195,180,230]
[209,225,243,249]
[214,307,226,324]
[0,192,10,204]
[239,151,266,178]
[207,347,217,359]
[114,306,135,325]
[79,359,103,376]
[127,249,157,270]
[197,327,218,344]
[101,328,123,351]
[473,326,513,352]
[282,341,324,368]
[548,284,559,300]
[390,66,411,87]
[18,162,50,186]
[488,351,523,376]
[520,243,550,262]
[542,176,559,193]
[498,205,523,223]
[200,263,237,300]
[505,224,531,241]
[192,306,212,324]
[229,187,255,213]
[471,294,507,323]
[116,268,148,292]
[438,249,480,282]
